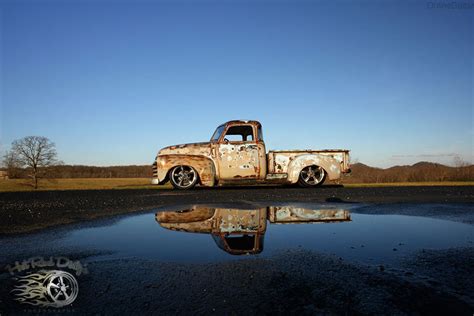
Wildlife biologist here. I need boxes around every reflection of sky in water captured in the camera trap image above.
[59,210,474,266]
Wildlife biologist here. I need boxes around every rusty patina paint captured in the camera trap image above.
[268,150,350,181]
[216,143,259,180]
[268,206,351,223]
[286,154,341,182]
[153,120,350,187]
[156,207,267,234]
[216,208,266,233]
[155,207,266,254]
[157,207,215,223]
[155,205,351,254]
[159,142,212,156]
[157,154,216,186]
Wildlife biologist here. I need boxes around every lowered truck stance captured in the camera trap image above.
[152,120,350,189]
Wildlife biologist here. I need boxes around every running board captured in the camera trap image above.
[265,173,288,180]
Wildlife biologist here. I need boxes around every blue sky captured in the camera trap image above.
[1,0,472,167]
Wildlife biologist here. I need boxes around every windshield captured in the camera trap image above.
[210,124,225,141]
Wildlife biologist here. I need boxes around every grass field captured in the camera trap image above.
[0,178,473,192]
[0,178,171,192]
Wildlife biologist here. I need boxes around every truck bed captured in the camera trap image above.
[267,149,350,174]
[269,149,350,153]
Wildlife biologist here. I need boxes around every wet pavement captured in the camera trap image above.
[1,203,473,266]
[1,185,473,234]
[1,202,473,314]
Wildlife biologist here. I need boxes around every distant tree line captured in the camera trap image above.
[345,162,474,183]
[3,165,152,179]
[2,162,472,182]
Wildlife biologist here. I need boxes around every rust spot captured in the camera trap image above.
[233,175,254,179]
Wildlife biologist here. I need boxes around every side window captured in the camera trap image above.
[223,125,255,142]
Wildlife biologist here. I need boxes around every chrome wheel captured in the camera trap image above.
[45,271,79,307]
[170,165,198,189]
[298,165,326,187]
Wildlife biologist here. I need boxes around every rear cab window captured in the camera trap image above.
[222,125,255,142]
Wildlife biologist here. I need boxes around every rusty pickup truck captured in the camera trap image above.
[156,206,351,255]
[152,120,350,189]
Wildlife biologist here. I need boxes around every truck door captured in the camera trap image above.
[217,124,260,180]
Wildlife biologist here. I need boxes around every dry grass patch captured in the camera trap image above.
[0,178,171,192]
[0,179,473,192]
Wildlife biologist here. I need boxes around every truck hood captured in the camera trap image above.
[158,142,212,156]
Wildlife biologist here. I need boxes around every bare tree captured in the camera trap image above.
[8,136,60,189]
[453,155,471,181]
[453,155,469,168]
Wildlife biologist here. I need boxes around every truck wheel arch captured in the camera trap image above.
[157,155,217,187]
[287,154,341,184]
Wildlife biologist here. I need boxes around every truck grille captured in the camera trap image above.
[152,161,158,177]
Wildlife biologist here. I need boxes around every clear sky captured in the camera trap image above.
[1,0,472,167]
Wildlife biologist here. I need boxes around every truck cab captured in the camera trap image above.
[152,120,350,189]
[210,120,267,181]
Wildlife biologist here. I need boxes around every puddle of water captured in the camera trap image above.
[56,204,473,266]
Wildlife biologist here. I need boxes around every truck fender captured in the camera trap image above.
[287,154,341,183]
[157,155,217,187]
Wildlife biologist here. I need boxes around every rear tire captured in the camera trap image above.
[169,165,198,190]
[298,165,326,187]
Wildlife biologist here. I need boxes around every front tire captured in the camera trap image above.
[298,165,326,187]
[169,165,198,190]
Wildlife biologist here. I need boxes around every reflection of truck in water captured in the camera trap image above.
[155,206,351,255]
[152,120,351,189]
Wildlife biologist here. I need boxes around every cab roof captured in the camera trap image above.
[221,120,261,126]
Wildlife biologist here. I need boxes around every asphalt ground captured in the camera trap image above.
[1,185,473,234]
[0,186,473,314]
